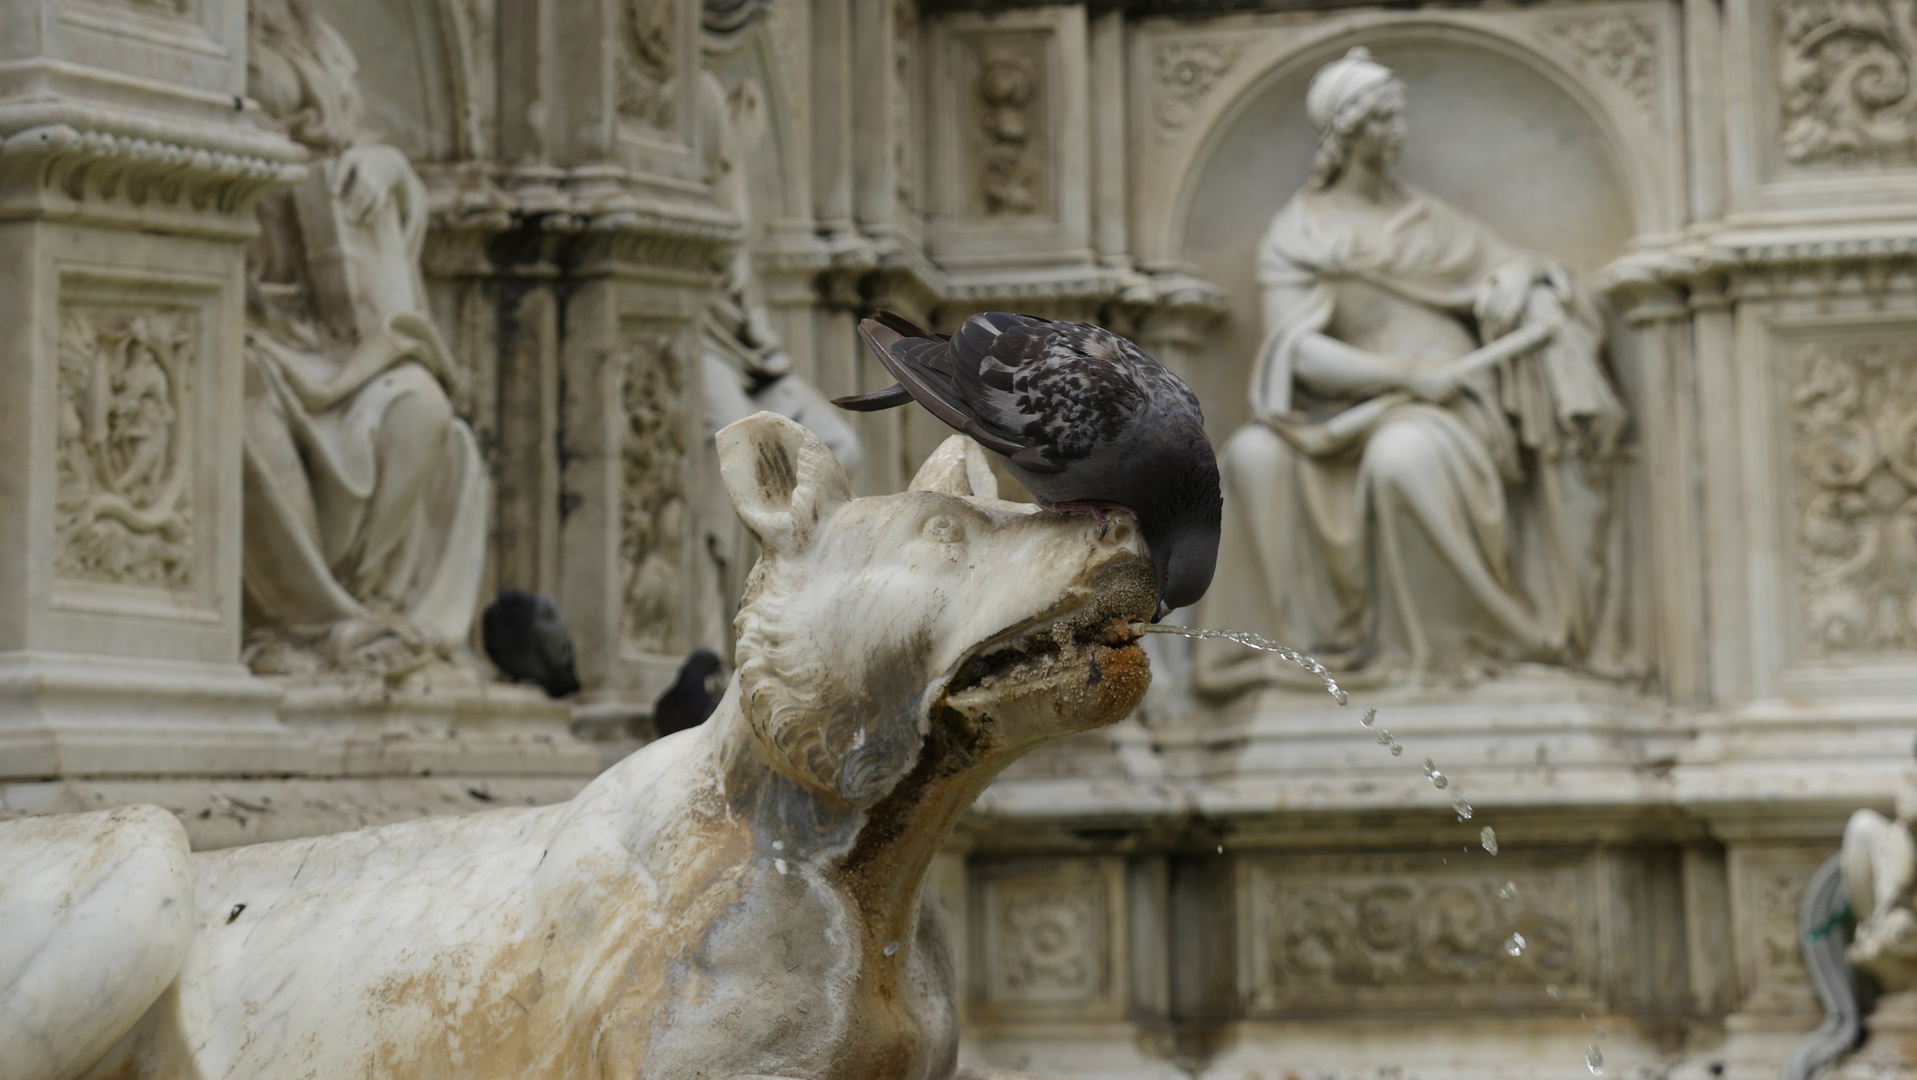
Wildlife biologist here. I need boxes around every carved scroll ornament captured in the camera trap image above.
[1778,0,1917,163]
[56,307,196,590]
[621,331,688,653]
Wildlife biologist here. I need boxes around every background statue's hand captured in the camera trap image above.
[331,145,409,225]
[1404,362,1459,403]
[1476,261,1540,339]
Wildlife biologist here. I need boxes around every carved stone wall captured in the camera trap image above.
[973,858,1127,1022]
[1240,853,1596,1013]
[1776,0,1917,165]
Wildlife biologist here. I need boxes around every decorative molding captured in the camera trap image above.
[618,0,679,132]
[1778,0,1917,164]
[1152,38,1245,132]
[1548,15,1659,120]
[894,0,920,210]
[1733,846,1828,1012]
[620,330,688,655]
[1243,857,1591,1011]
[976,48,1043,216]
[0,124,305,216]
[982,873,1109,1007]
[55,305,197,590]
[1788,337,1917,657]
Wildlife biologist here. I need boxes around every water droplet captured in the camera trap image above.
[1595,1026,1607,1039]
[772,840,784,851]
[774,858,788,875]
[1217,845,1224,854]
[1504,932,1526,957]
[1546,984,1561,1001]
[884,940,899,957]
[1360,708,1377,727]
[1390,743,1403,756]
[1375,729,1393,745]
[1453,798,1474,821]
[1500,881,1519,902]
[1432,773,1448,788]
[1481,826,1499,855]
[1586,1044,1604,1075]
[1140,625,1347,703]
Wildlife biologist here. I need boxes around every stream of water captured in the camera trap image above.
[1138,621,1604,1074]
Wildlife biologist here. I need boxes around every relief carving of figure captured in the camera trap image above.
[1194,48,1628,694]
[239,0,490,680]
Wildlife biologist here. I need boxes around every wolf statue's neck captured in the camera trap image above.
[709,692,1013,943]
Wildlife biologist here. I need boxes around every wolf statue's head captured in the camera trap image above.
[717,412,1157,811]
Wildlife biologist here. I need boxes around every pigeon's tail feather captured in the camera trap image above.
[832,383,915,411]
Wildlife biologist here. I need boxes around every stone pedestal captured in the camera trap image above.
[0,0,303,781]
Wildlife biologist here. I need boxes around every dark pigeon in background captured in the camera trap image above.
[481,589,581,698]
[834,310,1222,619]
[653,650,724,739]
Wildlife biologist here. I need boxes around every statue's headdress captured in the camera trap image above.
[1305,47,1403,188]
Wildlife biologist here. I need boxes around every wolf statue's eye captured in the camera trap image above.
[922,514,963,544]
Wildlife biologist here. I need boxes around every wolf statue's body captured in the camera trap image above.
[1,414,1157,1080]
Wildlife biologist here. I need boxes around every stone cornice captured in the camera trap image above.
[0,105,305,228]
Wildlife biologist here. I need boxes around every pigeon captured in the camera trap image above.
[481,589,581,698]
[833,310,1221,619]
[653,650,724,738]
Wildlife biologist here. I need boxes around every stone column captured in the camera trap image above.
[0,0,304,781]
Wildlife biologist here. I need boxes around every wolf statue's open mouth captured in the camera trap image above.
[944,557,1159,699]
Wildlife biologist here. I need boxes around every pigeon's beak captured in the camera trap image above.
[1152,599,1172,623]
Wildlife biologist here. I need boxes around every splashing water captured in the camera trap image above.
[1139,624,1348,704]
[1453,797,1474,821]
[1481,826,1499,855]
[1545,984,1561,1001]
[1585,1044,1604,1075]
[1360,708,1377,727]
[884,940,900,957]
[1504,932,1526,957]
[1422,759,1449,789]
[1499,881,1519,902]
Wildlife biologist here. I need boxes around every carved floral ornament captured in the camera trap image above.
[977,47,1043,216]
[1548,14,1660,119]
[1244,863,1584,1003]
[56,306,196,590]
[1789,338,1917,657]
[1777,0,1917,163]
[1153,38,1245,132]
[987,879,1106,1004]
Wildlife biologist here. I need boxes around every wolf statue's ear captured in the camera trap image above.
[718,412,853,555]
[909,435,999,498]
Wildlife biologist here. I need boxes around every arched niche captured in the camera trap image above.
[307,0,472,162]
[1176,32,1639,437]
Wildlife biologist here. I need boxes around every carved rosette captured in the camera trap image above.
[976,49,1043,216]
[985,876,1108,1005]
[618,0,678,132]
[620,331,688,654]
[1549,15,1659,119]
[1777,0,1917,163]
[1244,859,1587,1010]
[55,306,196,590]
[1153,38,1245,133]
[1787,338,1917,657]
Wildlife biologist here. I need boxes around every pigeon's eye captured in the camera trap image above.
[922,514,963,544]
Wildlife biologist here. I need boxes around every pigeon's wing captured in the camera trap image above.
[531,600,579,696]
[945,315,1151,471]
[848,314,1048,466]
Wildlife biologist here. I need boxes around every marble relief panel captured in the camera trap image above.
[1788,335,1917,658]
[619,328,688,656]
[974,858,1126,1020]
[1775,0,1917,166]
[1728,844,1829,1014]
[54,302,198,593]
[1239,853,1599,1013]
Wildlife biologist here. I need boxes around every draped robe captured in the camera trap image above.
[1193,185,1626,694]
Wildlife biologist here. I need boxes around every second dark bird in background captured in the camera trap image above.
[653,650,725,738]
[481,589,581,698]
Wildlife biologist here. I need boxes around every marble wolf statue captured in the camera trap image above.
[2,412,1156,1080]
